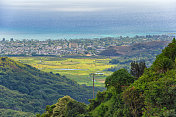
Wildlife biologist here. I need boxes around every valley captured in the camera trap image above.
[11,57,115,87]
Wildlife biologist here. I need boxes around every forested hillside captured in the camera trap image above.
[0,57,103,115]
[40,39,176,117]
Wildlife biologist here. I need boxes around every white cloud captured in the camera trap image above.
[1,0,176,12]
[4,6,106,12]
[1,0,111,12]
[49,7,105,12]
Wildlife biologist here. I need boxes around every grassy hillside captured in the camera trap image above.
[0,57,103,114]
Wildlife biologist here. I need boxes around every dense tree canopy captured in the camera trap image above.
[123,38,176,116]
[105,69,135,93]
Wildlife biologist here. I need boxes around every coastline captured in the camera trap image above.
[0,31,175,41]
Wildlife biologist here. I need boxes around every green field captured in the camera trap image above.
[12,57,117,87]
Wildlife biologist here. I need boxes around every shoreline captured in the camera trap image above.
[0,32,175,41]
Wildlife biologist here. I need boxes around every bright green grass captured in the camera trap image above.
[12,57,116,87]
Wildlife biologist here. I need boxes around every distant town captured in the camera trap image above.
[0,35,174,56]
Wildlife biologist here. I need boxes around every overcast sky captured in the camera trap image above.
[1,0,176,12]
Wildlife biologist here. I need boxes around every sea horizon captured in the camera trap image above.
[0,30,176,41]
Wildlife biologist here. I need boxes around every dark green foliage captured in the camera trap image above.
[122,38,176,116]
[0,57,103,114]
[88,91,132,117]
[123,87,144,117]
[152,38,176,73]
[104,66,118,72]
[124,69,176,117]
[109,59,120,64]
[172,38,176,43]
[105,69,134,93]
[162,38,176,61]
[142,71,176,116]
[130,61,146,78]
[88,91,112,111]
[153,54,174,73]
[87,69,135,117]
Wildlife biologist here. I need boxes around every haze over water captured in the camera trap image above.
[0,0,176,40]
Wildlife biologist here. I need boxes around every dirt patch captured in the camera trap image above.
[97,79,105,83]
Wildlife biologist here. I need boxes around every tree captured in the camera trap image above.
[172,38,176,43]
[153,55,174,73]
[130,61,146,78]
[105,69,134,93]
[162,38,176,61]
[40,96,87,117]
[151,38,176,73]
[123,86,144,117]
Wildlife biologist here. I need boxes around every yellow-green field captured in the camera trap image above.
[12,57,117,87]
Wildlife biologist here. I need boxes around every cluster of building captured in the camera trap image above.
[0,35,174,56]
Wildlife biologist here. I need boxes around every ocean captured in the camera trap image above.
[0,8,176,40]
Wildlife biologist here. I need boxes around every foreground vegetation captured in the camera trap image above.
[40,39,176,116]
